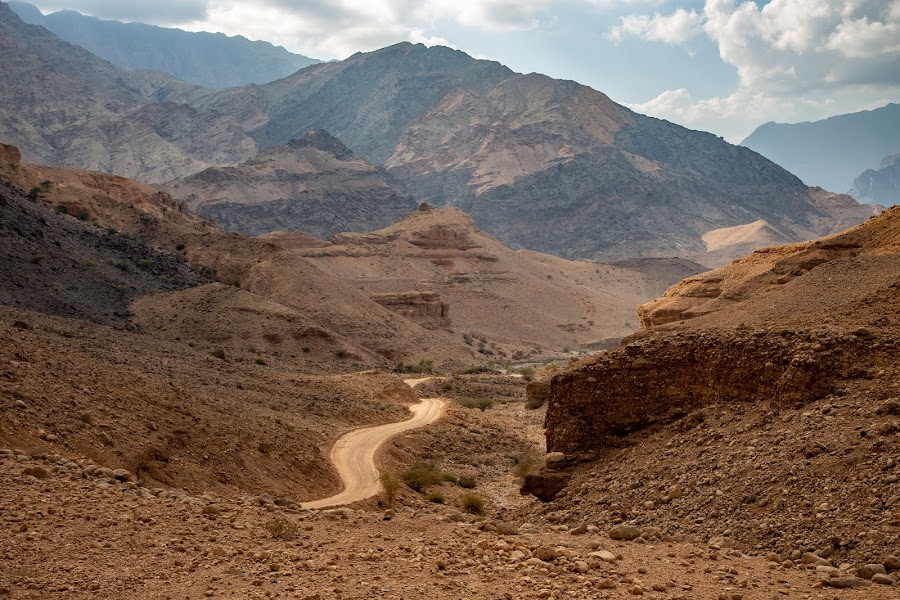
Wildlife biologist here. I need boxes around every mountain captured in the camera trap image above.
[0,7,877,263]
[265,205,706,355]
[849,153,900,206]
[8,1,319,88]
[197,42,876,264]
[741,103,900,195]
[163,130,419,238]
[0,2,256,183]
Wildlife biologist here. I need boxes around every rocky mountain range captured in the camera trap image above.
[850,153,900,206]
[0,2,878,264]
[164,130,419,239]
[8,1,319,88]
[741,103,900,197]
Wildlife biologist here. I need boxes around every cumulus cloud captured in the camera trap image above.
[608,8,703,44]
[620,1,900,139]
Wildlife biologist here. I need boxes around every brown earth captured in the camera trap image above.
[266,205,705,356]
[530,205,900,582]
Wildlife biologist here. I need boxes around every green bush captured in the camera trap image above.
[380,472,400,506]
[459,493,484,514]
[255,357,267,365]
[457,397,495,411]
[518,367,535,381]
[425,492,445,504]
[400,461,443,492]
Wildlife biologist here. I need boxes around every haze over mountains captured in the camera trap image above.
[741,103,900,200]
[0,2,878,267]
[8,1,319,88]
[850,153,900,207]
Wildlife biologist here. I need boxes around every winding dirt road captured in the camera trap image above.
[302,378,445,509]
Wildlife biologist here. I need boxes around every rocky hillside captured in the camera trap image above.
[526,207,900,574]
[266,205,705,356]
[0,2,256,183]
[742,103,900,195]
[196,42,875,264]
[8,1,318,88]
[0,143,474,371]
[164,130,418,238]
[0,7,877,263]
[850,153,900,206]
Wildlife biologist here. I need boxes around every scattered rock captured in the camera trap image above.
[609,524,642,541]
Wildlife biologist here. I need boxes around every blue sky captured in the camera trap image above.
[29,1,900,142]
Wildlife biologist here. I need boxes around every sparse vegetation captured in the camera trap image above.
[393,358,434,374]
[254,357,267,365]
[83,259,96,268]
[399,461,443,492]
[456,396,495,411]
[29,255,44,264]
[456,474,477,489]
[263,517,299,541]
[459,493,484,514]
[512,451,546,480]
[175,242,185,251]
[379,472,401,506]
[518,366,534,381]
[425,492,445,504]
[334,349,348,359]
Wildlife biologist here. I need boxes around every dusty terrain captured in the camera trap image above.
[268,205,704,354]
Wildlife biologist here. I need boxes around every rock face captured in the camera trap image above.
[850,153,900,206]
[548,206,900,453]
[8,2,319,89]
[741,103,900,195]
[370,291,450,329]
[163,130,418,238]
[545,328,892,453]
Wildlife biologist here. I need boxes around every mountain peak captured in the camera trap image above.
[288,130,354,160]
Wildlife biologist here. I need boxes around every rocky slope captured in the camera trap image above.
[0,143,474,371]
[742,103,900,195]
[196,42,876,264]
[265,205,705,355]
[0,2,256,183]
[164,130,419,238]
[526,207,900,576]
[9,1,319,88]
[850,153,900,206]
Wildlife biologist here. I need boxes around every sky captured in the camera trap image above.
[28,1,900,142]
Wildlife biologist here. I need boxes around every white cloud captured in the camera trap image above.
[622,1,900,138]
[608,8,703,44]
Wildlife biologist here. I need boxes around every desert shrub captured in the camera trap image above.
[175,242,185,251]
[400,461,443,492]
[441,472,458,484]
[29,255,44,264]
[394,358,435,374]
[441,382,453,391]
[457,474,477,489]
[518,367,535,381]
[83,259,96,268]
[334,349,348,359]
[459,493,484,514]
[263,517,298,541]
[425,492,445,504]
[380,472,401,506]
[255,357,267,365]
[457,396,495,411]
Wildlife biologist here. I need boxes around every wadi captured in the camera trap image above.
[1,2,898,599]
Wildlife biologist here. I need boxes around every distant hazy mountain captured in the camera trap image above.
[849,153,900,206]
[741,103,900,194]
[8,1,319,88]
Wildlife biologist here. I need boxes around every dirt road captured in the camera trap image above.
[302,379,445,509]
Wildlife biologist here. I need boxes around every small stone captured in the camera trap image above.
[667,483,684,499]
[825,578,870,589]
[801,552,831,567]
[871,574,895,586]
[883,555,900,571]
[13,400,26,409]
[545,452,565,464]
[79,412,95,425]
[573,561,589,573]
[23,466,51,479]
[589,550,617,563]
[203,504,223,516]
[858,564,887,579]
[99,432,113,446]
[569,523,588,535]
[533,546,558,562]
[496,522,520,535]
[596,579,617,589]
[111,469,131,481]
[609,524,642,541]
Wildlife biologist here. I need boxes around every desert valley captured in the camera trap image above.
[1,2,899,599]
